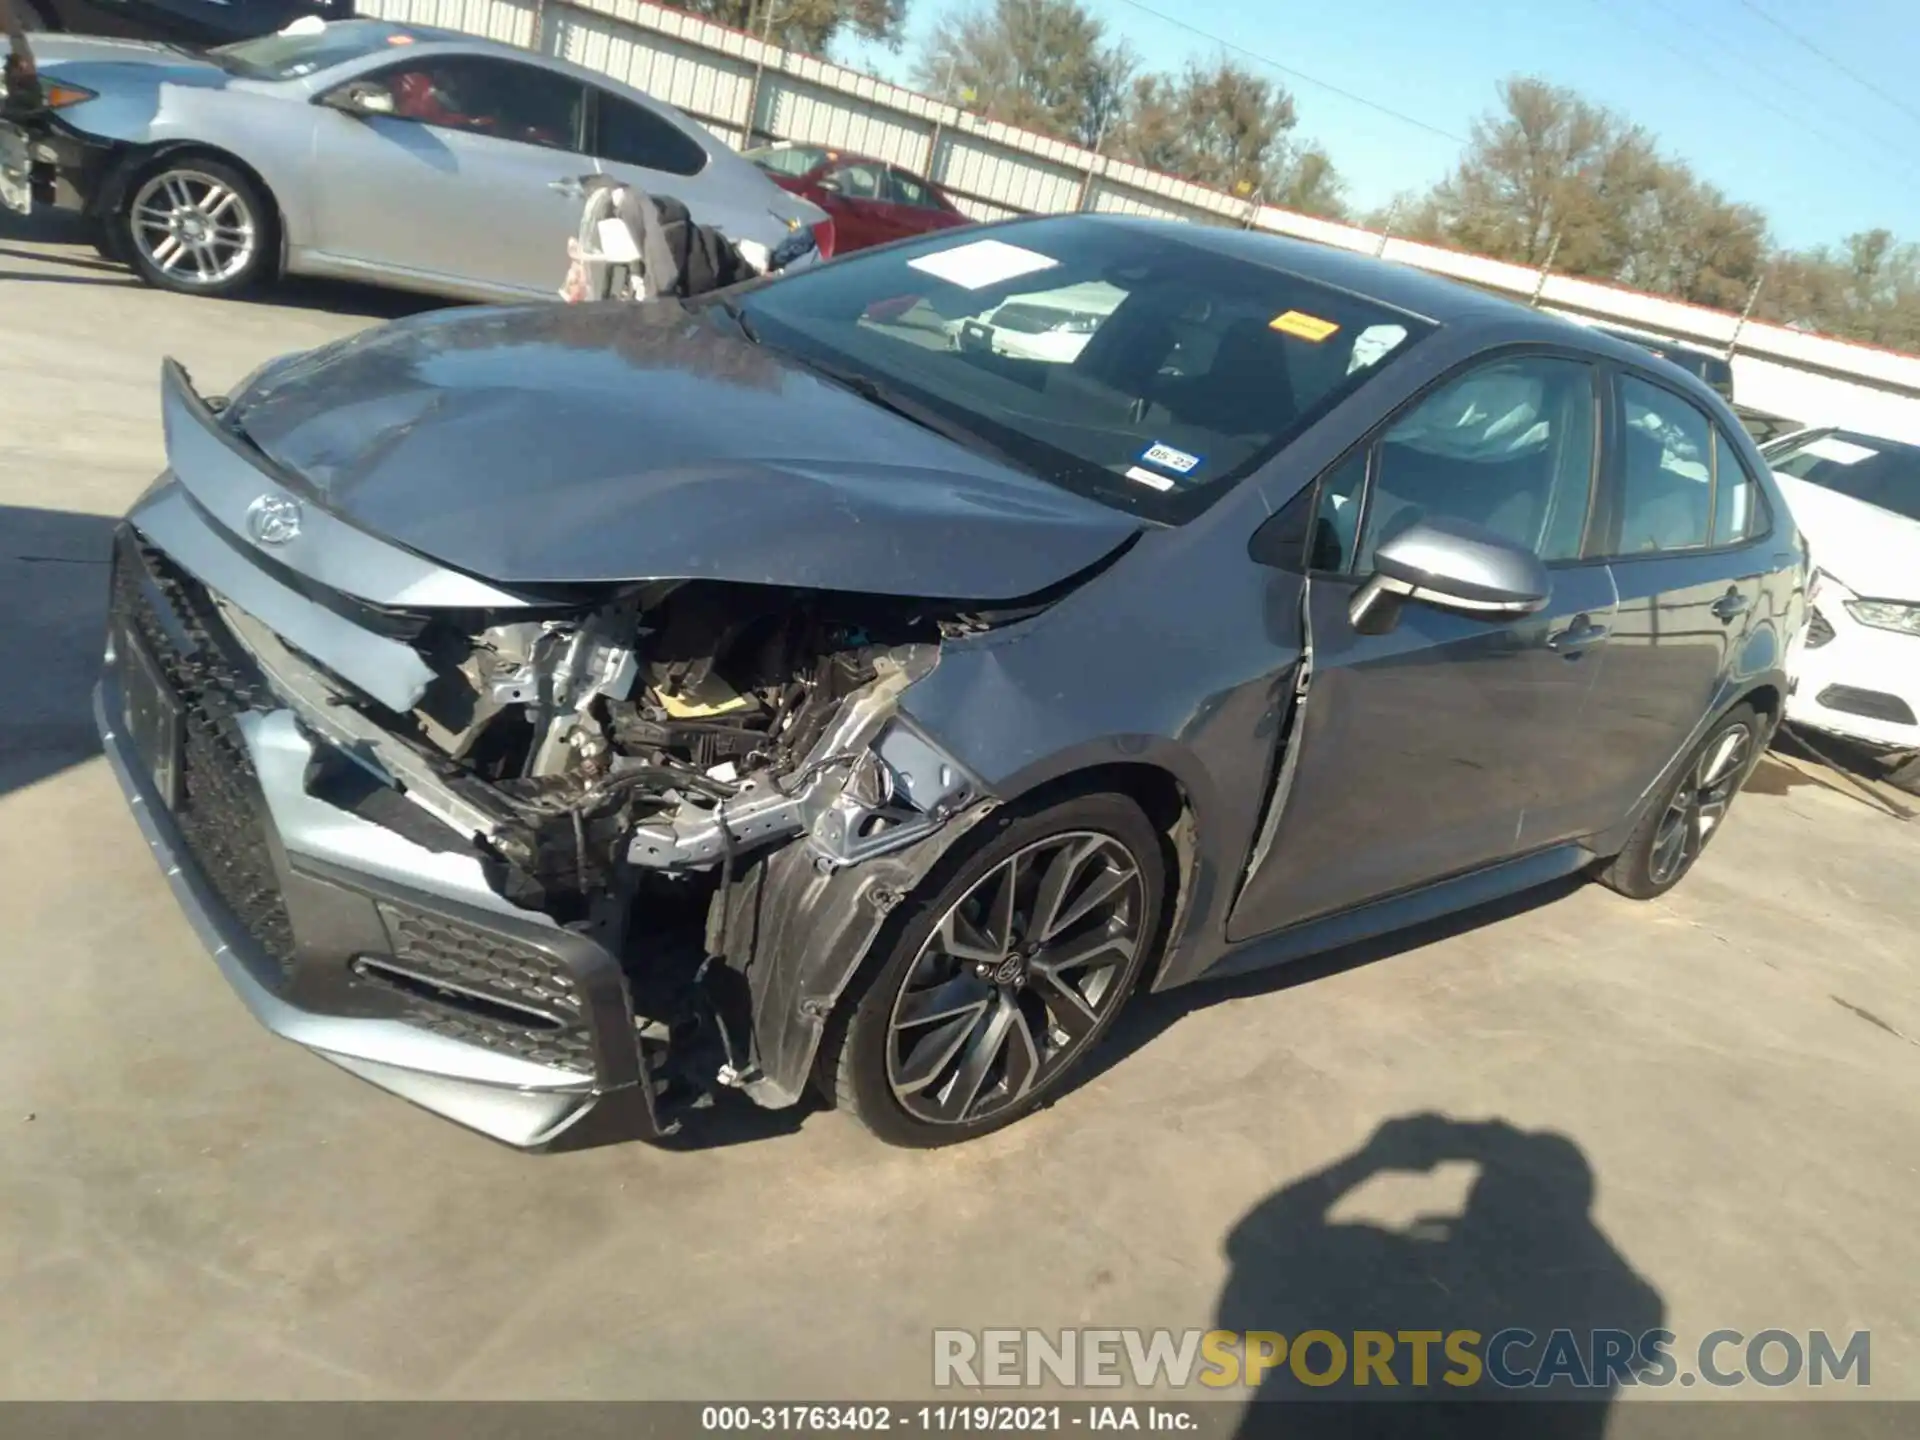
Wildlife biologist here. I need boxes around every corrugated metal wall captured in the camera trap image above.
[357,0,1920,430]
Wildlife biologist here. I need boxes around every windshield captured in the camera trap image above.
[209,20,427,81]
[1766,429,1920,523]
[737,219,1432,522]
[742,143,833,177]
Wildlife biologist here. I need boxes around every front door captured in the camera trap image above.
[310,55,590,295]
[1228,352,1614,939]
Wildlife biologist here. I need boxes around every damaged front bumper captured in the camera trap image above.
[94,363,1008,1147]
[95,531,659,1147]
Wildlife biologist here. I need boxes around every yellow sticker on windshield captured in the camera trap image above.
[1270,310,1339,342]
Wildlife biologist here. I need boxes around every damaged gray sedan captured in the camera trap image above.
[96,216,1803,1148]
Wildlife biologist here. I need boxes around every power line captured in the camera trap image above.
[1103,0,1470,145]
[1591,0,1920,192]
[1730,0,1920,130]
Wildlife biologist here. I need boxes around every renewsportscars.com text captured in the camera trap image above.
[933,1328,1871,1391]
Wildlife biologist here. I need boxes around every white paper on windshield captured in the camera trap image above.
[1124,466,1176,491]
[1802,436,1878,466]
[908,239,1059,290]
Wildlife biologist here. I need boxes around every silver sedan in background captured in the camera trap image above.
[3,18,830,299]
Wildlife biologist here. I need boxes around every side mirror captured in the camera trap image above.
[816,176,844,195]
[1349,516,1550,631]
[323,81,396,117]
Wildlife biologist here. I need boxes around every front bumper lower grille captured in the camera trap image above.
[111,535,295,975]
[98,521,657,1146]
[367,902,596,1072]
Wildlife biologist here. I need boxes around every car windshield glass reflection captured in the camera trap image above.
[739,219,1433,522]
[209,21,421,81]
[1767,430,1920,523]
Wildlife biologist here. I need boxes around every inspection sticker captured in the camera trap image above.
[1124,466,1177,491]
[1138,441,1202,475]
[1270,310,1340,342]
[907,239,1059,290]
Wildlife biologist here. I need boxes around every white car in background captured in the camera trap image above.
[948,281,1126,362]
[1766,426,1920,793]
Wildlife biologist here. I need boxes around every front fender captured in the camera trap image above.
[720,802,997,1110]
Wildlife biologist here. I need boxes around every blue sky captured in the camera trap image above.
[838,0,1920,251]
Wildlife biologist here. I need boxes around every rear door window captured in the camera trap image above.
[592,91,708,176]
[884,168,942,208]
[1616,375,1714,552]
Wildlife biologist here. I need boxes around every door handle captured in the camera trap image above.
[1547,617,1610,656]
[1711,591,1751,622]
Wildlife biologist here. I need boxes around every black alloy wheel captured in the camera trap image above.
[1601,704,1761,899]
[830,792,1164,1146]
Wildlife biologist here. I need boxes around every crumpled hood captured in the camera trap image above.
[1773,473,1920,602]
[223,302,1141,602]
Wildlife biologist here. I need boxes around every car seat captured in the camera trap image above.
[390,71,464,127]
[1619,428,1710,551]
[1155,318,1300,436]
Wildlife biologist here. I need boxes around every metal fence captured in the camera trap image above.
[359,0,1920,439]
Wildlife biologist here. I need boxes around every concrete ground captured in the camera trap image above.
[3,216,1918,1405]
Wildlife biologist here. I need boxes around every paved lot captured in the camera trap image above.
[3,216,1919,1405]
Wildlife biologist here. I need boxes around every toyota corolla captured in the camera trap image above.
[95,217,1804,1149]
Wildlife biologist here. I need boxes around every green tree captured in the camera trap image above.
[682,0,908,57]
[915,0,1135,149]
[1618,164,1769,310]
[1761,230,1920,349]
[1113,60,1345,218]
[1412,77,1662,275]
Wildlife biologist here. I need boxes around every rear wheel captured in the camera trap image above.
[119,157,272,297]
[828,792,1164,1147]
[1599,704,1761,899]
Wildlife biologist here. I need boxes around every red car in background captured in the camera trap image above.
[742,143,972,254]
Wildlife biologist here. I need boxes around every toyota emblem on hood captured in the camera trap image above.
[245,494,302,546]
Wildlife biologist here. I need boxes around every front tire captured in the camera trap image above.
[829,791,1165,1148]
[119,157,272,297]
[1599,704,1762,900]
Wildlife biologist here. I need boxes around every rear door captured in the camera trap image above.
[1579,371,1773,817]
[1228,351,1618,939]
[309,54,590,294]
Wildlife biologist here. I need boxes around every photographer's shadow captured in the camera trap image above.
[1219,1113,1663,1438]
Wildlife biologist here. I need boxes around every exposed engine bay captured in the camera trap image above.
[216,576,1011,1055]
[397,581,987,911]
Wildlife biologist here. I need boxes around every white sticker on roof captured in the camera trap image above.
[908,239,1059,290]
[1803,436,1878,466]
